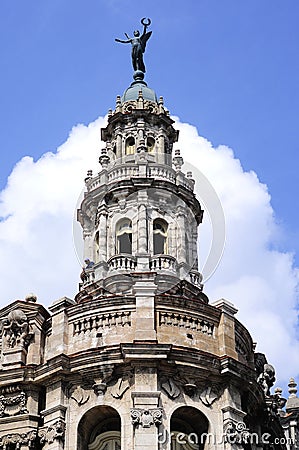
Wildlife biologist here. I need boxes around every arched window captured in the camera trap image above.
[77,406,121,450]
[125,137,135,155]
[153,219,168,255]
[116,219,132,254]
[147,137,155,152]
[170,406,209,450]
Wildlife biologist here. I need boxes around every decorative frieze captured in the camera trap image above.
[159,311,214,336]
[39,420,66,445]
[131,408,163,428]
[73,311,131,335]
[0,430,37,449]
[0,386,28,417]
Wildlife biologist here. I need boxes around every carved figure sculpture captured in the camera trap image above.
[257,363,276,396]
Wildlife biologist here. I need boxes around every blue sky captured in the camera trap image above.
[1,0,298,261]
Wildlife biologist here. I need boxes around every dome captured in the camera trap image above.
[121,80,157,103]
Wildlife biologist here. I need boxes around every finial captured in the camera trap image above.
[115,18,152,80]
[25,293,37,303]
[173,150,184,171]
[288,377,297,398]
[85,170,93,184]
[99,149,110,169]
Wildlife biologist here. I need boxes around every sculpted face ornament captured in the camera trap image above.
[1,309,30,349]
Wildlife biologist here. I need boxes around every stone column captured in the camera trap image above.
[132,275,157,341]
[47,297,75,359]
[212,299,238,359]
[136,191,150,271]
[176,206,186,264]
[40,379,67,450]
[131,364,161,450]
[116,131,122,159]
[98,209,108,262]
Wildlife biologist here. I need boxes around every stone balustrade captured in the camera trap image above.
[189,270,203,287]
[158,311,214,336]
[147,165,176,183]
[82,269,95,286]
[86,163,194,193]
[108,255,137,272]
[107,165,139,182]
[73,310,131,335]
[149,255,177,273]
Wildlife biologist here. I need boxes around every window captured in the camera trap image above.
[125,137,135,155]
[153,219,168,255]
[116,219,132,254]
[147,137,155,152]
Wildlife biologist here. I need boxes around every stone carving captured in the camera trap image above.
[70,386,90,406]
[0,430,37,448]
[93,365,114,395]
[0,388,28,417]
[111,376,131,399]
[257,363,276,396]
[1,309,30,349]
[199,384,221,407]
[161,378,181,399]
[183,383,197,397]
[39,419,66,444]
[223,421,250,445]
[131,408,163,427]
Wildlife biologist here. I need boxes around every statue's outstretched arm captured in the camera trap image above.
[115,38,131,44]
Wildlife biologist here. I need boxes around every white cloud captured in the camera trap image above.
[0,114,298,391]
[0,118,106,305]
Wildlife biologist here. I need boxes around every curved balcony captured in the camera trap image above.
[149,255,178,273]
[108,254,137,272]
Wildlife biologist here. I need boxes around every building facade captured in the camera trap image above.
[0,29,298,450]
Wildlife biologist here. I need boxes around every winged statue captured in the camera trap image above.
[115,18,152,73]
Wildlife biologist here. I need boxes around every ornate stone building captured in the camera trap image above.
[0,23,298,450]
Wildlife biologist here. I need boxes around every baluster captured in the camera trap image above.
[185,316,191,328]
[173,314,179,326]
[104,314,110,327]
[110,313,116,326]
[123,311,131,326]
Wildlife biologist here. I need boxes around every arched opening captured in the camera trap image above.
[125,137,135,155]
[77,405,121,450]
[170,406,209,450]
[147,136,155,152]
[116,219,132,254]
[153,219,168,255]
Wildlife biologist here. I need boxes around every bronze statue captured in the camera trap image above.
[115,18,152,73]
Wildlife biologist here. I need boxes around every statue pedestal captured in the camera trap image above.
[2,346,27,368]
